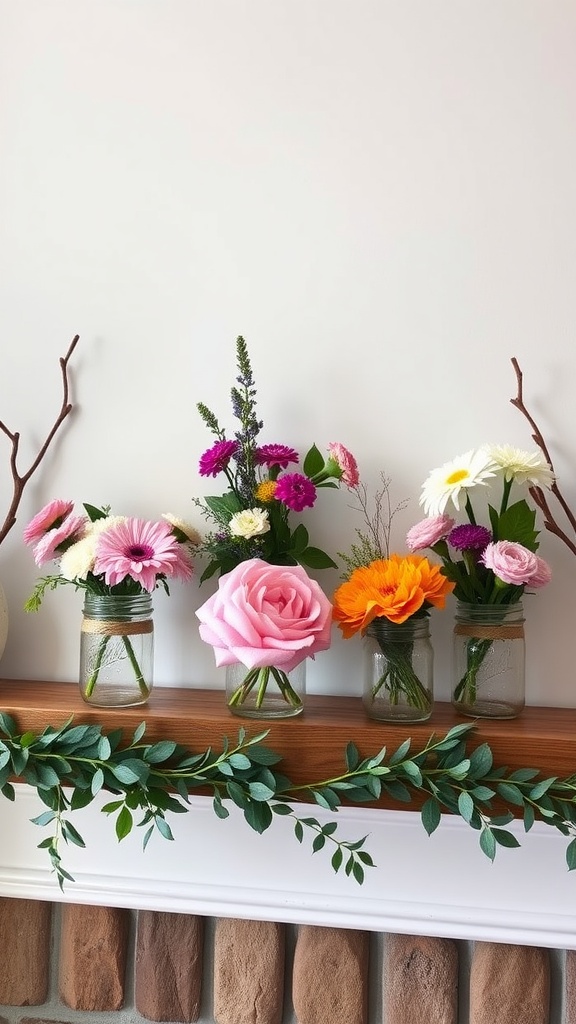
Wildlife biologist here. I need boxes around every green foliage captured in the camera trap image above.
[1,718,576,890]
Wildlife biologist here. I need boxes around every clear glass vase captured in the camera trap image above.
[80,593,154,707]
[452,600,525,719]
[363,617,433,723]
[225,660,306,719]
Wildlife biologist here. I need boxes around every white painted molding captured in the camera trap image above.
[1,784,575,948]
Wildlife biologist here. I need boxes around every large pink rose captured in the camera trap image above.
[481,541,539,586]
[196,558,333,672]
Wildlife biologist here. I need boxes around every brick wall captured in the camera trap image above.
[0,898,568,1024]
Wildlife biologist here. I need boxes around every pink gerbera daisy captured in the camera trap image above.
[24,499,75,545]
[254,444,299,469]
[93,518,190,591]
[199,440,240,477]
[32,515,87,567]
[275,473,317,512]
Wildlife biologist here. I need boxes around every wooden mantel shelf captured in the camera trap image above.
[1,679,576,806]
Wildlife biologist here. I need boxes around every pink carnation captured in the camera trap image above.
[327,443,360,487]
[196,558,332,673]
[406,514,455,551]
[481,541,539,586]
[32,515,87,567]
[24,499,74,545]
[527,555,552,589]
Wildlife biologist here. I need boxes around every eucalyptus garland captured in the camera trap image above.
[0,712,575,889]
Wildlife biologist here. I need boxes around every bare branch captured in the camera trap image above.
[510,356,576,552]
[0,334,80,546]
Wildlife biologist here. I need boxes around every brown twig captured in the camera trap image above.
[0,334,80,546]
[510,355,576,554]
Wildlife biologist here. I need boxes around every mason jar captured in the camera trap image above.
[452,600,525,719]
[363,617,433,723]
[80,592,153,707]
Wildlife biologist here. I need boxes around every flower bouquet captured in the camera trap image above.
[407,445,553,716]
[195,336,359,581]
[332,553,454,721]
[196,558,332,717]
[24,501,196,705]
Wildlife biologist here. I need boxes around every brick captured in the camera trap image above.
[213,918,285,1024]
[135,911,204,1022]
[0,898,52,1005]
[292,925,368,1024]
[566,949,576,1024]
[470,942,550,1024]
[58,903,129,1010]
[383,934,458,1024]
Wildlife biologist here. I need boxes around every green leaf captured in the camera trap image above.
[204,493,242,522]
[479,828,496,861]
[248,781,276,802]
[0,713,16,736]
[523,803,535,832]
[302,443,325,478]
[352,862,365,885]
[91,768,105,796]
[421,798,441,836]
[84,503,108,522]
[458,791,475,824]
[145,741,178,764]
[132,721,147,744]
[345,742,360,771]
[331,847,343,873]
[294,821,304,843]
[566,838,576,871]
[468,743,493,778]
[312,834,326,853]
[115,806,133,840]
[496,499,538,549]
[297,546,337,570]
[529,778,557,800]
[492,828,521,849]
[290,523,309,554]
[31,811,56,827]
[61,820,86,848]
[496,783,525,806]
[389,739,411,765]
[228,753,252,770]
[155,817,174,841]
[110,760,150,785]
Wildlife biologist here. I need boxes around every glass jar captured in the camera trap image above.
[363,617,433,723]
[225,660,306,719]
[80,593,153,707]
[452,601,525,719]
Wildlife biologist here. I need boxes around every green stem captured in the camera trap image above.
[83,633,150,700]
[370,641,431,711]
[227,666,303,710]
[83,635,111,698]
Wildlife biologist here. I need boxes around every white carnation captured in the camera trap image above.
[229,508,271,539]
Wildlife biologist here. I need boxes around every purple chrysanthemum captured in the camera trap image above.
[448,524,492,552]
[94,518,192,591]
[254,444,299,469]
[199,440,240,477]
[275,473,317,512]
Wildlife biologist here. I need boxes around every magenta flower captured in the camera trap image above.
[406,514,455,551]
[275,473,317,512]
[24,499,74,545]
[32,515,87,567]
[199,440,240,478]
[327,443,360,487]
[481,541,539,586]
[254,444,299,469]
[93,518,192,591]
[448,524,492,552]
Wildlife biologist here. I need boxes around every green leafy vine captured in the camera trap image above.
[1,714,575,889]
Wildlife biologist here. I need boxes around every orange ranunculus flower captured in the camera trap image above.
[332,553,454,638]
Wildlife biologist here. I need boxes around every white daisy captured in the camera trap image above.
[420,449,497,516]
[162,513,202,546]
[482,444,554,489]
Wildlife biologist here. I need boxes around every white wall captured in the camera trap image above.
[1,1,575,704]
